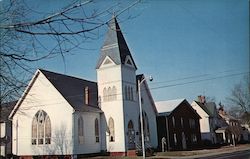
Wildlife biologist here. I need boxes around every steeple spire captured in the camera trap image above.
[96,16,137,69]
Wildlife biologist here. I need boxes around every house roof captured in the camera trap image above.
[1,101,17,122]
[155,98,186,115]
[96,16,137,69]
[39,69,101,112]
[194,101,216,117]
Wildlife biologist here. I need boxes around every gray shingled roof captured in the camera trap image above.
[195,101,215,117]
[40,69,101,113]
[96,17,137,69]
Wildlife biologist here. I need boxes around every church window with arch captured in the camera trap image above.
[112,86,117,100]
[103,88,107,101]
[103,86,117,102]
[108,117,115,142]
[138,111,150,142]
[107,87,112,101]
[95,118,99,142]
[78,116,84,144]
[31,110,51,145]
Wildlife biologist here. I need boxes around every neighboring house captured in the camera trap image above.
[156,99,201,151]
[191,96,221,144]
[0,101,16,158]
[217,106,242,145]
[9,16,158,158]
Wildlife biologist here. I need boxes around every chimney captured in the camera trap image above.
[197,95,206,104]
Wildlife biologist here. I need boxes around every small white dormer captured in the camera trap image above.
[124,55,135,68]
[100,56,116,68]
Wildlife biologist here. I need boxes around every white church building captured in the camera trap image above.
[9,17,158,158]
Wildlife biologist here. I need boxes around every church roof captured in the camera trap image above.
[96,16,137,69]
[39,69,101,112]
[9,69,101,118]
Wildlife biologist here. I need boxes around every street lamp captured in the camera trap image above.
[138,75,153,159]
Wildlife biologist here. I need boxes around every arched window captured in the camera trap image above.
[107,87,112,101]
[45,117,51,144]
[144,112,150,141]
[78,116,84,144]
[128,86,131,100]
[103,87,107,101]
[95,118,99,142]
[108,117,115,142]
[85,87,89,105]
[32,117,38,145]
[31,110,51,145]
[125,86,128,100]
[138,112,150,141]
[128,120,135,144]
[112,86,117,100]
[130,87,133,101]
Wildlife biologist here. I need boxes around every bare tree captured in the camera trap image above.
[227,77,250,112]
[227,77,250,124]
[0,0,140,104]
[53,124,71,156]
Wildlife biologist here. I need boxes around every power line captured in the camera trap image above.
[150,71,249,90]
[14,71,249,110]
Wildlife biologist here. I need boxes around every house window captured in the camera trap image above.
[78,116,84,144]
[32,110,51,145]
[181,117,184,128]
[95,118,99,142]
[108,117,115,142]
[0,146,5,157]
[191,134,197,143]
[0,122,6,138]
[85,87,89,105]
[174,133,177,145]
[189,119,195,129]
[172,116,175,128]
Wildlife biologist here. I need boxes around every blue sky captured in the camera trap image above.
[33,0,249,105]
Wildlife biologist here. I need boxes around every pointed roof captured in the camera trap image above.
[193,101,217,117]
[155,98,186,115]
[96,16,137,69]
[156,99,201,118]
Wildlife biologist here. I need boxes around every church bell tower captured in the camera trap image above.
[96,16,139,154]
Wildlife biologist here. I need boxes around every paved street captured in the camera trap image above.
[198,150,250,159]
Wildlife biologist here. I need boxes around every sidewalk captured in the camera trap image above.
[151,144,250,159]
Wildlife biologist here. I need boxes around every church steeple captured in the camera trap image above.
[96,16,137,69]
